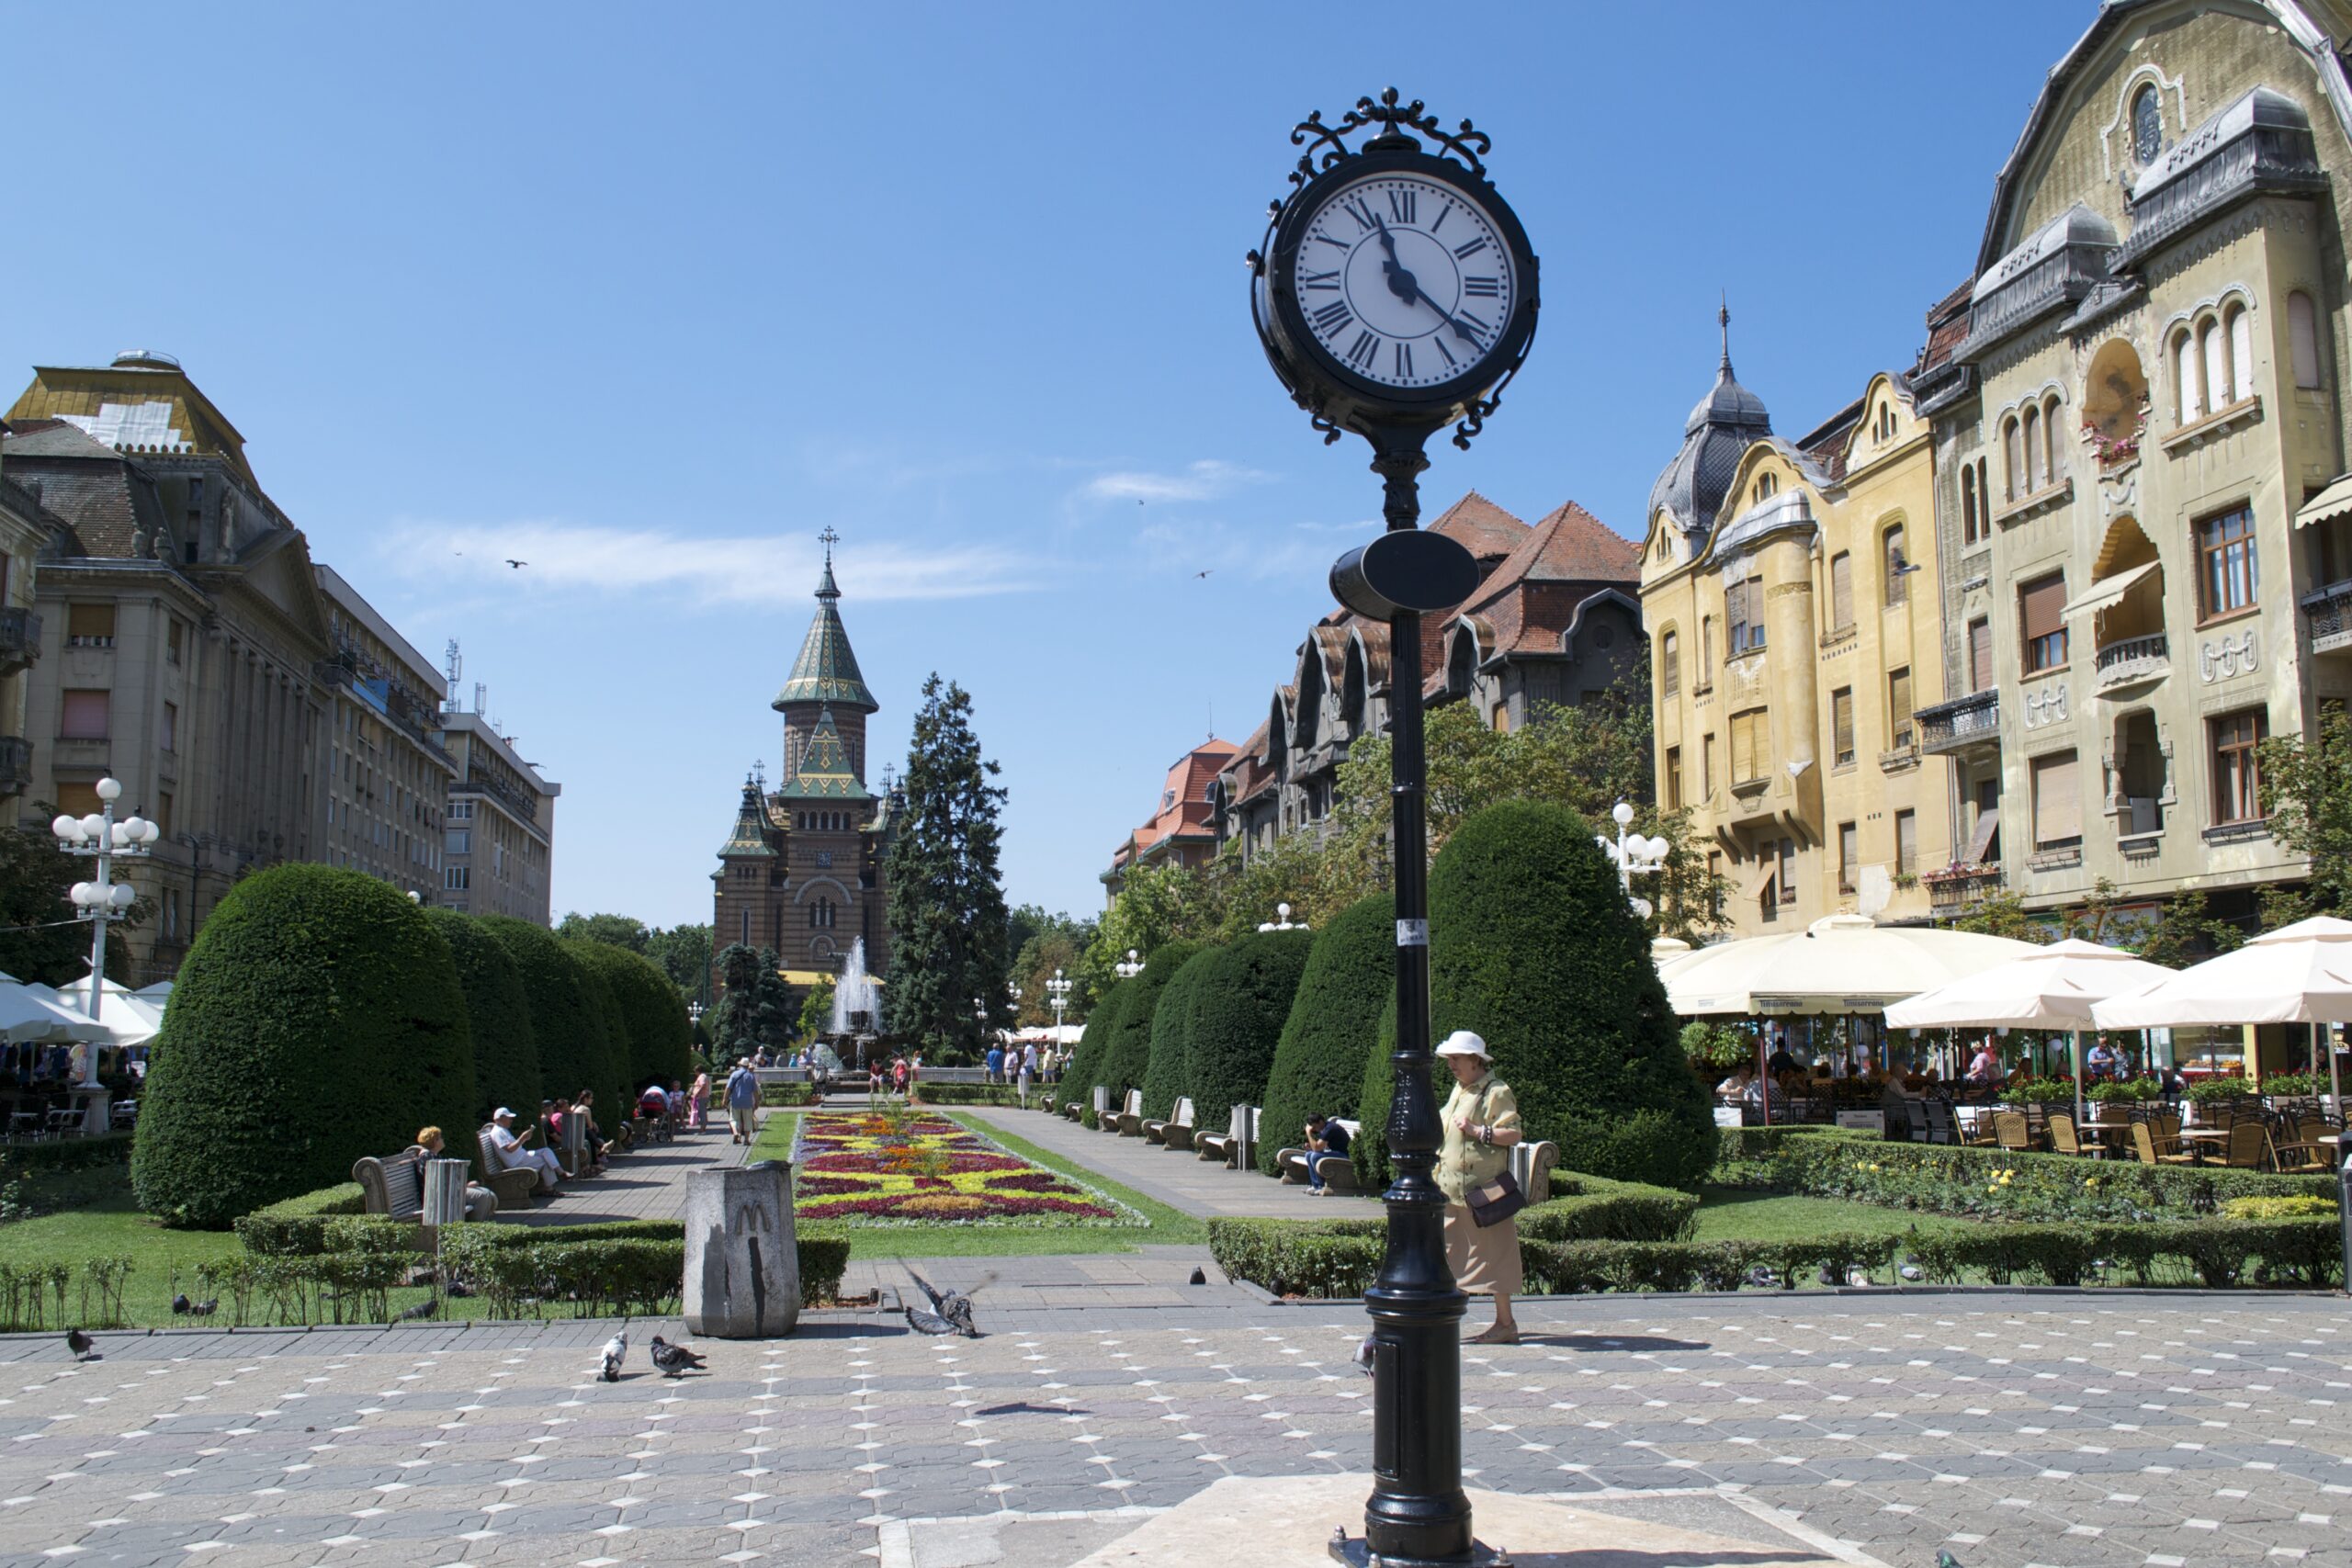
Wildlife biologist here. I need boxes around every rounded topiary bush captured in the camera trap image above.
[1420,798,1718,1190]
[1088,942,1198,1115]
[570,941,693,1092]
[560,940,632,1114]
[131,864,475,1228]
[422,908,539,1125]
[1183,929,1314,1139]
[1139,947,1221,1122]
[1260,893,1393,1175]
[480,917,609,1114]
[1054,979,1127,1113]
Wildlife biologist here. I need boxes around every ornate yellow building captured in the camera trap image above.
[1641,316,1951,935]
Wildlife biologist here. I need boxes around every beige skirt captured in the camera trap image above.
[1442,1202,1523,1298]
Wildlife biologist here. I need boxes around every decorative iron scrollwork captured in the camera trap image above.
[1287,86,1492,193]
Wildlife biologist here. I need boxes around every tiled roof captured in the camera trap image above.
[717,778,778,858]
[1119,738,1238,861]
[774,563,878,713]
[1426,491,1529,559]
[0,426,171,559]
[775,706,873,802]
[1914,279,1975,377]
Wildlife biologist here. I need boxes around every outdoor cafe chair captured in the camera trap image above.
[1923,1098,1960,1146]
[2048,1112,2084,1157]
[1992,1110,2032,1152]
[2268,1115,2334,1173]
[2132,1122,2195,1167]
[2220,1120,2268,1170]
[1903,1100,1930,1143]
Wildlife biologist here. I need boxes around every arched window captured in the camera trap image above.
[2132,84,2163,164]
[1659,629,1679,696]
[2004,416,2024,499]
[2290,291,2322,389]
[2226,303,2254,405]
[2177,329,2203,423]
[2201,317,2228,416]
[1883,524,1908,607]
[2021,403,2042,492]
[1754,472,1778,504]
[1961,464,1978,544]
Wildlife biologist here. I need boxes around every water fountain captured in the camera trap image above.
[831,937,881,1037]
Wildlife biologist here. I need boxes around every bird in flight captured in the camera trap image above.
[1195,570,1214,579]
[505,558,527,569]
[901,1267,992,1337]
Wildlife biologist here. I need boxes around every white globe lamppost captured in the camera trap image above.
[1114,948,1145,979]
[1257,901,1309,933]
[1046,967,1072,1032]
[51,777,158,1132]
[1595,800,1669,921]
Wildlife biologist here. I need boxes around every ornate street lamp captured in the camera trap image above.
[1047,967,1073,1032]
[51,777,158,1133]
[1250,88,1538,1567]
[1257,901,1310,932]
[1114,948,1145,979]
[1595,801,1670,921]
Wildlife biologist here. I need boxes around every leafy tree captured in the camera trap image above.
[422,908,540,1123]
[884,674,1012,1062]
[2260,708,2352,916]
[555,911,650,952]
[132,865,472,1228]
[798,978,836,1044]
[0,822,142,986]
[1139,948,1221,1122]
[709,943,799,1060]
[1943,887,2050,942]
[644,921,714,1003]
[1257,892,1393,1173]
[1182,929,1314,1140]
[2122,889,2246,968]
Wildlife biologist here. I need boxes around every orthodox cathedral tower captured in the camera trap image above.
[712,530,898,980]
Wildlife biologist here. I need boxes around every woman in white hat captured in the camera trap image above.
[1434,1030,1523,1344]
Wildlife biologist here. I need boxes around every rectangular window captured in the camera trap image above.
[1729,708,1769,784]
[2197,504,2257,618]
[2210,708,2267,825]
[1702,733,1717,798]
[163,887,179,942]
[1883,525,1908,606]
[1778,838,1797,905]
[1969,616,1994,692]
[447,829,470,854]
[1700,615,1714,674]
[1706,851,1724,919]
[1726,575,1765,653]
[59,689,109,739]
[445,865,469,891]
[1838,821,1858,893]
[1831,687,1855,767]
[2031,750,2082,848]
[1887,666,1914,748]
[1659,630,1679,697]
[55,780,101,818]
[65,603,116,648]
[1829,551,1853,631]
[1665,746,1683,812]
[2020,571,2068,673]
[157,790,173,840]
[1895,808,1917,877]
[166,618,184,665]
[162,701,177,753]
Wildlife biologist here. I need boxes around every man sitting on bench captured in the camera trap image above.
[487,1106,564,1192]
[1304,1113,1351,1195]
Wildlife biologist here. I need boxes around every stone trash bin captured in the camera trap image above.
[684,1159,799,1338]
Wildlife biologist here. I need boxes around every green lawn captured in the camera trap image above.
[0,1192,245,1327]
[1692,1187,1984,1244]
[752,1107,1205,1258]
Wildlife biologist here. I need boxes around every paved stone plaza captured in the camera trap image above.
[3,1288,2347,1568]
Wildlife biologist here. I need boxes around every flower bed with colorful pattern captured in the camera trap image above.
[789,1110,1144,1226]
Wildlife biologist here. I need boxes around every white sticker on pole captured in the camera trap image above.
[1396,919,1429,947]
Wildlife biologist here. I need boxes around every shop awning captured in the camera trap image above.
[2293,472,2352,530]
[2061,560,2160,619]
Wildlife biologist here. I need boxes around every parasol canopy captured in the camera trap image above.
[1657,913,2042,1017]
[2090,916,2352,1028]
[1883,938,2174,1031]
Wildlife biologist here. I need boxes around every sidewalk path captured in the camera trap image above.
[506,1124,747,1227]
[958,1105,1376,1220]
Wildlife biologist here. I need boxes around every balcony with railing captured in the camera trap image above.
[0,735,29,796]
[2303,578,2352,654]
[1924,863,2004,915]
[2095,630,2170,692]
[1917,689,2000,755]
[0,606,39,678]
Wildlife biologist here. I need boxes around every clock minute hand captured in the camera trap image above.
[1411,283,1486,350]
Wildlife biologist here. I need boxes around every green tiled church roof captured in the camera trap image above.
[717,777,777,857]
[776,705,872,802]
[773,549,877,714]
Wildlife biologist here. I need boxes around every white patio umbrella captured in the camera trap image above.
[1657,914,2043,1017]
[1883,938,2177,1125]
[52,978,166,1049]
[0,980,109,1043]
[2092,915,2352,1110]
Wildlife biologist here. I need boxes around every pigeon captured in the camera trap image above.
[1746,1265,1778,1290]
[65,1329,98,1361]
[1817,1263,1839,1287]
[171,1292,191,1315]
[187,1298,218,1318]
[1351,1336,1376,1379]
[1188,1268,1207,1286]
[599,1333,627,1382]
[1898,1263,1925,1283]
[648,1336,707,1378]
[902,1267,992,1338]
[1938,1552,1965,1568]
[505,558,526,569]
[394,1298,438,1323]
[1846,1269,1873,1289]
[446,1280,475,1299]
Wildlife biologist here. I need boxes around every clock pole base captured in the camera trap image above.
[1327,1526,1510,1567]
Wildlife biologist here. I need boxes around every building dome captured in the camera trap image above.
[1648,302,1770,538]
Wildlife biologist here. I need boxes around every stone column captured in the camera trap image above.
[683,1160,799,1338]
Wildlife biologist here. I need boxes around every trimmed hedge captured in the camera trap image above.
[1140,948,1220,1122]
[560,939,633,1118]
[1713,1124,2335,1220]
[132,864,476,1229]
[902,1083,1031,1106]
[570,941,694,1092]
[1,1132,132,1175]
[1902,1217,2342,1290]
[422,908,540,1125]
[1091,942,1200,1119]
[1409,800,1717,1190]
[1183,930,1313,1136]
[235,1182,371,1255]
[1259,893,1392,1175]
[480,917,609,1113]
[1053,979,1129,1116]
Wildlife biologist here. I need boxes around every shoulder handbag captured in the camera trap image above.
[1464,1083,1527,1228]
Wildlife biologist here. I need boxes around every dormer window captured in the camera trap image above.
[2132,84,2163,164]
[1753,472,1777,505]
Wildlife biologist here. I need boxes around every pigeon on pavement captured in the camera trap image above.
[65,1329,98,1361]
[599,1332,628,1382]
[902,1267,992,1337]
[1937,1552,1965,1568]
[1746,1265,1778,1290]
[648,1336,707,1378]
[1351,1337,1376,1378]
[394,1298,438,1323]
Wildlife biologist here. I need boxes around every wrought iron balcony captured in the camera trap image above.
[0,735,30,796]
[2095,631,2170,692]
[1925,863,2004,914]
[2303,578,2352,655]
[0,606,38,678]
[1917,689,2000,755]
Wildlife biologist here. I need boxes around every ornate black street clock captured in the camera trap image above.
[1250,90,1539,1568]
[1252,88,1538,451]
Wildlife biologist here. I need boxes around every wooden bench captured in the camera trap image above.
[1114,1089,1147,1136]
[1144,1096,1193,1147]
[1194,1105,1259,1168]
[477,1123,550,1201]
[1509,1138,1559,1204]
[354,1149,509,1224]
[1275,1119,1364,1190]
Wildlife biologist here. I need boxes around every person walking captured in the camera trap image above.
[1015,1044,1034,1109]
[690,1069,711,1132]
[1434,1031,1523,1345]
[724,1057,760,1145]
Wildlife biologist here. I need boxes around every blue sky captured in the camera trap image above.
[5,2,2094,928]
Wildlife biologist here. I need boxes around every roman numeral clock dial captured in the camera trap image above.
[1286,174,1516,390]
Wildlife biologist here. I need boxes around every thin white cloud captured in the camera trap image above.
[379,519,1035,605]
[1080,458,1273,505]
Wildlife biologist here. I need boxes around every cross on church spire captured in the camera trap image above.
[1718,290,1733,377]
[820,525,840,563]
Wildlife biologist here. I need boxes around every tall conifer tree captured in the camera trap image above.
[885,673,1011,1061]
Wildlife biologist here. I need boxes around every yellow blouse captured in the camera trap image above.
[1435,1073,1520,1205]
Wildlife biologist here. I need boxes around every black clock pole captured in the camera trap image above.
[1358,430,1475,1568]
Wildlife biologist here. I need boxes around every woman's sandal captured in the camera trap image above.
[1467,1324,1520,1346]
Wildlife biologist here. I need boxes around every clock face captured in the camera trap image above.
[1288,171,1518,389]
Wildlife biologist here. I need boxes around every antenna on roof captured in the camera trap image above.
[443,639,462,713]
